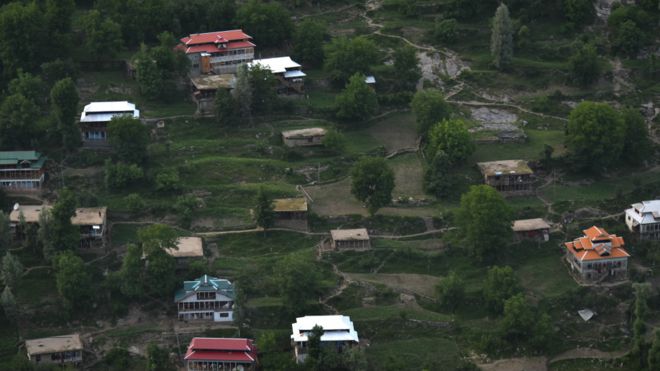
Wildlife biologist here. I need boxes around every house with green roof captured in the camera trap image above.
[175,275,235,322]
[0,151,47,192]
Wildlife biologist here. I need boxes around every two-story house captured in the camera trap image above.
[291,315,359,364]
[477,160,534,195]
[179,30,255,75]
[174,275,235,322]
[25,334,83,366]
[79,101,140,145]
[625,200,660,240]
[0,151,47,192]
[248,56,306,93]
[184,337,258,371]
[563,226,630,283]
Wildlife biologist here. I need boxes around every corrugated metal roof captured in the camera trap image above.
[80,101,139,123]
[174,275,234,302]
[248,57,302,74]
[291,315,359,343]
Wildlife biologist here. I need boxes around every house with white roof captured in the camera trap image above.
[248,56,306,94]
[291,315,359,364]
[174,275,235,322]
[626,200,660,240]
[79,101,140,145]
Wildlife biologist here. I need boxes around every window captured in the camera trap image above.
[219,312,229,317]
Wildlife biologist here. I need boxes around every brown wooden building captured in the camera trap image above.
[477,160,534,195]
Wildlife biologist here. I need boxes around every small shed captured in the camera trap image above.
[25,334,83,365]
[512,218,551,242]
[477,160,534,195]
[273,198,308,220]
[190,74,236,116]
[165,237,204,267]
[330,228,370,250]
[281,128,327,148]
[71,207,107,245]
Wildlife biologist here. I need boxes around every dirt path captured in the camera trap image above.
[478,357,547,371]
[548,348,628,364]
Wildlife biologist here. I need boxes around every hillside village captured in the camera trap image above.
[0,0,659,370]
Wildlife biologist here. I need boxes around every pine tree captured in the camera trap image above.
[254,188,274,229]
[0,286,18,322]
[1,253,24,289]
[490,3,514,70]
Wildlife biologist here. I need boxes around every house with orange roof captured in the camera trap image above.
[563,226,630,283]
[179,30,255,76]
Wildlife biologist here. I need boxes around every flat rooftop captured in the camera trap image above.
[26,334,83,356]
[512,218,550,232]
[191,74,235,91]
[331,228,369,241]
[166,237,204,258]
[273,198,308,213]
[70,207,107,226]
[9,204,51,223]
[281,128,326,139]
[477,160,533,176]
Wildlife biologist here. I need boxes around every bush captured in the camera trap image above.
[124,193,146,214]
[433,18,459,43]
[155,168,181,192]
[104,160,144,189]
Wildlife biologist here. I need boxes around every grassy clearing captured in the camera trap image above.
[389,154,426,198]
[365,336,461,371]
[345,273,440,297]
[346,304,451,322]
[214,231,321,257]
[471,129,565,163]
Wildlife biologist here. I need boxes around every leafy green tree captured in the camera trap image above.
[146,343,175,371]
[155,168,181,192]
[410,89,451,134]
[335,73,378,122]
[324,36,380,83]
[124,193,146,214]
[0,286,17,323]
[50,78,81,151]
[608,6,652,58]
[294,19,326,67]
[500,293,535,344]
[54,251,93,309]
[424,150,455,198]
[427,119,474,165]
[307,325,324,362]
[144,248,176,297]
[255,188,275,229]
[0,94,39,149]
[275,255,320,315]
[0,2,48,79]
[569,43,600,87]
[45,189,80,259]
[490,3,514,70]
[322,129,346,154]
[138,224,178,257]
[104,160,145,189]
[248,64,278,115]
[393,45,421,91]
[612,20,645,57]
[516,25,530,49]
[215,89,238,127]
[436,271,465,312]
[8,72,46,106]
[80,9,123,61]
[107,116,149,164]
[457,186,512,263]
[562,0,594,25]
[433,18,459,43]
[236,0,293,48]
[566,102,625,171]
[233,64,253,123]
[649,331,660,371]
[135,32,190,102]
[632,283,651,361]
[119,243,144,298]
[41,59,78,88]
[0,210,10,251]
[483,265,520,314]
[1,253,23,289]
[621,108,652,166]
[350,157,395,215]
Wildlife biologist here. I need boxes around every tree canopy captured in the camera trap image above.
[427,119,474,165]
[410,89,451,134]
[294,19,326,67]
[236,0,292,48]
[107,116,150,164]
[50,78,81,151]
[483,265,521,314]
[275,254,321,315]
[324,36,380,83]
[255,188,275,229]
[490,3,514,70]
[54,251,93,310]
[335,73,379,122]
[350,157,395,215]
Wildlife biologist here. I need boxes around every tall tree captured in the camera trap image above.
[569,43,600,87]
[0,210,10,251]
[457,185,512,263]
[1,253,23,289]
[50,78,81,152]
[566,102,625,171]
[483,265,521,314]
[500,293,535,343]
[424,150,455,198]
[40,189,79,261]
[144,248,176,297]
[233,64,253,123]
[350,157,395,215]
[146,343,176,371]
[118,243,145,298]
[248,64,278,115]
[135,32,190,102]
[0,94,39,149]
[324,37,380,83]
[8,72,46,107]
[254,188,275,230]
[54,251,93,310]
[410,89,451,134]
[649,331,660,371]
[307,325,324,362]
[490,3,514,70]
[107,116,149,164]
[275,254,320,315]
[392,45,421,91]
[335,73,379,122]
[0,2,48,79]
[80,10,123,61]
[562,0,594,25]
[215,89,238,127]
[0,286,17,323]
[427,119,474,165]
[236,0,293,48]
[138,224,178,257]
[294,19,326,67]
[621,108,652,166]
[632,282,651,362]
[436,271,465,312]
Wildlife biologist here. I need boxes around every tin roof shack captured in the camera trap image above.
[185,337,258,371]
[330,228,370,250]
[248,57,306,94]
[477,160,534,196]
[71,207,107,248]
[25,334,83,366]
[79,101,140,146]
[282,128,327,148]
[513,218,551,242]
[0,151,47,192]
[165,237,205,268]
[563,226,630,284]
[625,200,660,240]
[291,315,359,364]
[190,74,235,116]
[179,30,254,75]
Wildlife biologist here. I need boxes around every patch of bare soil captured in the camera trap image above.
[478,357,547,371]
[344,273,440,297]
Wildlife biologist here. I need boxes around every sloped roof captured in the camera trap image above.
[0,151,46,168]
[185,337,257,363]
[273,198,308,212]
[248,57,302,74]
[190,74,235,91]
[26,334,82,356]
[281,128,326,139]
[9,204,51,223]
[80,101,139,123]
[70,207,107,226]
[166,237,204,258]
[180,30,254,54]
[626,200,660,225]
[512,218,550,232]
[174,275,234,302]
[291,315,359,343]
[477,160,533,176]
[331,228,369,241]
[564,226,630,262]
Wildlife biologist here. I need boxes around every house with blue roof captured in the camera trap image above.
[0,151,47,192]
[175,275,235,322]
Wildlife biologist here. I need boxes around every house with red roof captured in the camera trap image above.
[563,226,630,283]
[184,337,257,371]
[179,30,255,75]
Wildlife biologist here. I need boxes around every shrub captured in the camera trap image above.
[155,168,181,192]
[433,18,459,43]
[124,193,146,214]
[104,160,144,189]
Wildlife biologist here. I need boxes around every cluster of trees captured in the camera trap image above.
[350,157,395,215]
[566,101,651,171]
[134,32,190,102]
